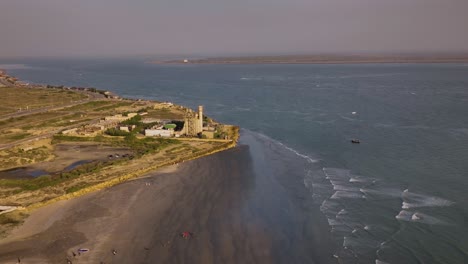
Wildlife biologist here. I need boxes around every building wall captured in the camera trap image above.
[145,129,173,137]
[202,131,215,139]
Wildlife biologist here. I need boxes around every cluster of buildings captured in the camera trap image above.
[61,104,221,139]
[144,105,216,139]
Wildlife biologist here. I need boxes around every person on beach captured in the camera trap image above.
[16,257,20,263]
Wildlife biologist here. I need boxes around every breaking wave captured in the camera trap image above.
[303,166,455,263]
[401,190,454,209]
[253,131,319,163]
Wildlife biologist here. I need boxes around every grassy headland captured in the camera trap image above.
[0,72,239,237]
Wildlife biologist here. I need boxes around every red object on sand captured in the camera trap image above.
[181,231,192,239]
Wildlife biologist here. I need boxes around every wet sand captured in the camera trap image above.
[0,132,336,264]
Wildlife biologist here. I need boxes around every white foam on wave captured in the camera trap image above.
[395,210,412,220]
[319,167,419,261]
[395,210,450,225]
[329,179,349,186]
[334,184,361,192]
[375,259,390,264]
[339,114,361,122]
[254,132,319,163]
[322,168,351,182]
[349,176,375,183]
[331,191,365,199]
[327,218,342,226]
[360,187,403,198]
[338,209,348,215]
[240,77,263,81]
[320,199,341,213]
[402,190,454,208]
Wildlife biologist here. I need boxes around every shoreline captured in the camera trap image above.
[0,131,337,264]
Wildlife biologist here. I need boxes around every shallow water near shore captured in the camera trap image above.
[4,60,468,263]
[0,167,48,179]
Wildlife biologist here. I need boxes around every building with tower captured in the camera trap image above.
[181,105,204,136]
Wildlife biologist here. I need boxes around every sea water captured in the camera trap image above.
[4,58,468,263]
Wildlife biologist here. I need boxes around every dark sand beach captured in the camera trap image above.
[0,132,336,264]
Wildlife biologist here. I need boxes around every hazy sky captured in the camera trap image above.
[1,0,468,57]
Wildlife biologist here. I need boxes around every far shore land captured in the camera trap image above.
[152,54,468,64]
[0,70,239,244]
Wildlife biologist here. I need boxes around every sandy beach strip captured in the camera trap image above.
[0,134,336,264]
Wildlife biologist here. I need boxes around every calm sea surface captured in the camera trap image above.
[4,59,468,263]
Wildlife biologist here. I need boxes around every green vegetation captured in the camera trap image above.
[0,82,239,216]
[120,134,180,156]
[6,133,30,141]
[52,134,180,157]
[105,128,130,136]
[0,146,51,169]
[94,102,133,111]
[214,131,227,139]
[65,182,94,194]
[0,159,121,192]
[121,115,142,125]
[145,108,185,119]
[0,135,180,194]
[0,86,87,115]
[0,211,28,238]
[0,175,56,191]
[52,134,119,144]
[0,213,23,225]
[65,101,111,111]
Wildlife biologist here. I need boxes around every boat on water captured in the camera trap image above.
[351,139,360,144]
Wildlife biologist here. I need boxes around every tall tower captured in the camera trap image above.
[198,106,203,133]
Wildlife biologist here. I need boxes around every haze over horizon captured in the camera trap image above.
[1,0,468,58]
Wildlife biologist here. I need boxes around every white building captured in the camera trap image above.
[145,129,173,137]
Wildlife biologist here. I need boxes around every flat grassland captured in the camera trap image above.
[0,86,88,116]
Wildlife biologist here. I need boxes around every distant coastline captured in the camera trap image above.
[152,54,468,65]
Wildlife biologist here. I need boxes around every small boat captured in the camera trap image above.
[351,139,360,144]
[78,248,89,253]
